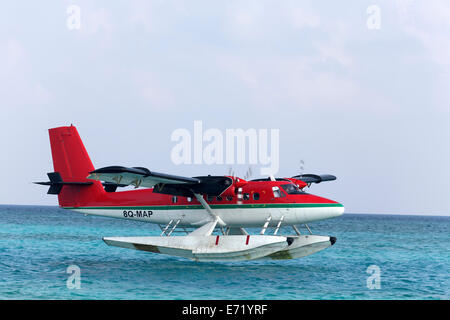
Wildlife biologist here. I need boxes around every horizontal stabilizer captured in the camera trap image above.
[34,172,93,195]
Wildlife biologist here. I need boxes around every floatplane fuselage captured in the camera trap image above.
[36,126,344,262]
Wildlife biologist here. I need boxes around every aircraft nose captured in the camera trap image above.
[335,204,345,217]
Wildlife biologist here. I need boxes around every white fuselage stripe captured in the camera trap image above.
[70,206,344,227]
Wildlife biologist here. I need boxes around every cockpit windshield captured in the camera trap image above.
[281,183,305,195]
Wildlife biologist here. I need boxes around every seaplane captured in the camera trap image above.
[35,125,344,262]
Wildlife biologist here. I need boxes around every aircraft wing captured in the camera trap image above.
[153,176,233,197]
[88,166,233,196]
[88,166,200,188]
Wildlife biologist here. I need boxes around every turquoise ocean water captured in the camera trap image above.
[0,205,448,300]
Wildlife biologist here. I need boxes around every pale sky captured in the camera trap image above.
[1,1,449,215]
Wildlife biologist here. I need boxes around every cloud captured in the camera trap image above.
[393,0,450,111]
[289,5,320,30]
[0,39,53,109]
[225,0,321,39]
[82,7,114,35]
[130,70,176,109]
[128,0,189,34]
[395,0,450,72]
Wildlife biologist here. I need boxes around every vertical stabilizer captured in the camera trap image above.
[48,125,104,207]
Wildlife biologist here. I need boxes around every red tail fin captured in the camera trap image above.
[48,125,104,207]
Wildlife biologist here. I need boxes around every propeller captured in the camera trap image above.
[299,159,305,177]
[291,159,308,188]
[291,159,337,188]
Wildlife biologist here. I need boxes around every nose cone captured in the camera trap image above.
[322,194,344,218]
[310,195,344,217]
[300,194,345,222]
[322,197,344,218]
[334,203,345,217]
[323,204,344,220]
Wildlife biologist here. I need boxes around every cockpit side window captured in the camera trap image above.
[281,183,305,195]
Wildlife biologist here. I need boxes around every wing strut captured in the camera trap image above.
[188,193,226,236]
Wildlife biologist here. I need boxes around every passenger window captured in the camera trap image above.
[253,193,260,200]
[216,196,223,201]
[243,193,250,200]
[172,196,178,203]
[207,195,214,202]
